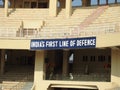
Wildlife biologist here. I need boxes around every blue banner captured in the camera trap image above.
[30,37,96,50]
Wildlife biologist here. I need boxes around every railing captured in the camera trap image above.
[0,82,21,90]
[0,20,23,38]
[0,24,118,39]
[0,27,19,37]
[0,22,119,39]
[0,72,34,90]
[31,84,35,90]
[69,22,120,37]
[9,81,25,90]
[46,73,110,82]
[79,5,109,30]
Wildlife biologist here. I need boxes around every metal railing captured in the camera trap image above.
[46,73,110,82]
[31,84,35,90]
[0,22,119,39]
[9,81,25,90]
[0,72,34,90]
[69,22,120,37]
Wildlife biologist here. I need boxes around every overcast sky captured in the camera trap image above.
[0,0,120,6]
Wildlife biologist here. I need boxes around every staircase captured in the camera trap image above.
[0,8,5,18]
[39,7,96,38]
[93,5,120,23]
[79,5,108,30]
[0,81,24,90]
[0,5,120,39]
[21,82,33,90]
[0,19,22,37]
[82,5,120,36]
[9,9,49,20]
[0,65,34,90]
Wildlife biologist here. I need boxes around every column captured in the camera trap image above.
[49,0,57,17]
[44,50,48,80]
[0,50,5,75]
[4,0,8,17]
[62,50,69,76]
[115,0,117,4]
[87,0,91,6]
[82,0,86,7]
[98,0,100,5]
[106,0,108,5]
[66,0,72,18]
[82,0,91,6]
[34,50,45,83]
[59,0,65,8]
[111,49,120,86]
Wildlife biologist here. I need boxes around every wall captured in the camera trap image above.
[0,39,30,50]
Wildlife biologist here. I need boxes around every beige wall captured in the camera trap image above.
[111,48,120,86]
[96,32,120,48]
[0,39,30,50]
[0,31,120,50]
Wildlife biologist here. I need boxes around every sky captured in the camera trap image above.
[0,0,120,6]
[0,0,3,5]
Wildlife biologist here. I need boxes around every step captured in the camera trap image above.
[21,82,33,90]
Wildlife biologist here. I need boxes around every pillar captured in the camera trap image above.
[82,0,86,7]
[44,50,48,80]
[106,0,108,5]
[0,50,5,75]
[59,0,65,8]
[49,0,58,17]
[87,0,91,6]
[66,0,72,18]
[34,50,45,89]
[115,0,117,4]
[98,0,100,5]
[82,0,91,6]
[4,0,8,17]
[62,50,69,76]
[111,49,120,86]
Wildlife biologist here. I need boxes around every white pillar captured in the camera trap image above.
[4,0,8,17]
[62,50,69,76]
[98,0,100,5]
[115,0,117,4]
[111,49,120,86]
[49,0,58,17]
[0,50,5,75]
[66,0,72,18]
[34,50,45,83]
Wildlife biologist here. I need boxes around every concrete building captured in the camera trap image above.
[0,0,120,90]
